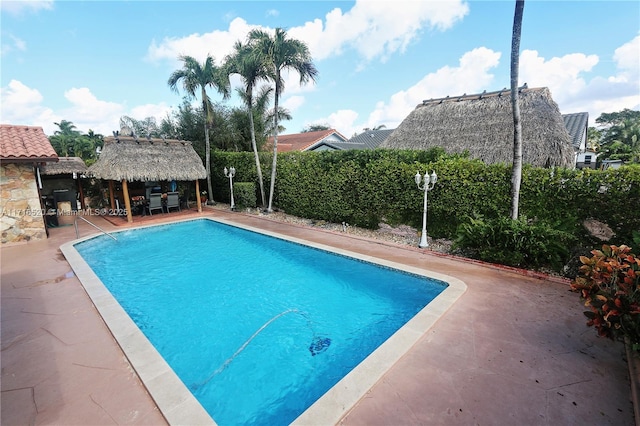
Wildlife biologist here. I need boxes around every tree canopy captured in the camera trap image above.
[596,108,640,164]
[48,120,103,165]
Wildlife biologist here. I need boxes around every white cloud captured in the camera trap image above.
[147,1,467,66]
[282,95,305,113]
[60,88,124,134]
[0,79,59,134]
[365,47,501,130]
[1,34,27,56]
[0,80,174,136]
[146,0,466,97]
[145,0,468,128]
[519,35,640,124]
[300,109,359,136]
[519,50,599,103]
[613,34,640,75]
[266,9,279,17]
[130,103,174,124]
[145,17,258,66]
[310,109,359,136]
[0,0,53,16]
[293,0,469,62]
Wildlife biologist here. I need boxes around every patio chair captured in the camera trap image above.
[166,191,181,213]
[147,193,164,215]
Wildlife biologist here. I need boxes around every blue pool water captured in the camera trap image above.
[75,219,446,425]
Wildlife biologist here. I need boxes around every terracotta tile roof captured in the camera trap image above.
[0,124,58,162]
[267,129,348,152]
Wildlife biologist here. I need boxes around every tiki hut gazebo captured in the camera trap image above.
[382,86,575,167]
[89,135,206,223]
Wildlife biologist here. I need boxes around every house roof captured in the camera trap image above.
[562,112,589,149]
[267,129,348,152]
[88,136,206,181]
[41,157,88,175]
[340,129,395,150]
[381,87,574,167]
[0,124,58,162]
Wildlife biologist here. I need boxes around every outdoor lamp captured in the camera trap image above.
[224,166,236,210]
[415,170,437,248]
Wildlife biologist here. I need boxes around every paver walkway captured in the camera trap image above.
[1,209,634,425]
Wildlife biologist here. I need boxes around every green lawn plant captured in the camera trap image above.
[453,215,575,270]
[570,245,640,351]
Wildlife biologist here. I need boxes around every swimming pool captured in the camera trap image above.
[61,217,466,425]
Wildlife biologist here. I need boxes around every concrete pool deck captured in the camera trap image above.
[1,208,635,425]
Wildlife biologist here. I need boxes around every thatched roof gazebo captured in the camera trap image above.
[382,86,575,167]
[41,157,88,175]
[89,135,207,223]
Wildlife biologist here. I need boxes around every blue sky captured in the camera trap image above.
[1,0,639,138]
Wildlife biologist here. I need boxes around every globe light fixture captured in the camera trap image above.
[414,170,437,248]
[224,166,236,210]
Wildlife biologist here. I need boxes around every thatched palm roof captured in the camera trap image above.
[382,87,574,167]
[89,136,206,181]
[41,157,88,175]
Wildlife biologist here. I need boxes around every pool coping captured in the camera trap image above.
[60,217,467,425]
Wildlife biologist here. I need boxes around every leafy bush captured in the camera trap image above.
[453,215,575,270]
[234,182,257,209]
[570,245,640,351]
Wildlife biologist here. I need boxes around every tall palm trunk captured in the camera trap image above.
[204,123,213,203]
[203,88,214,204]
[510,0,525,220]
[267,77,280,213]
[248,105,266,207]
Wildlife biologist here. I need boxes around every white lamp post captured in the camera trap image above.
[224,166,236,210]
[414,170,437,248]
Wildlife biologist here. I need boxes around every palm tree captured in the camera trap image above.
[248,27,318,212]
[259,86,293,137]
[509,0,525,220]
[362,124,387,132]
[168,55,230,203]
[50,120,81,157]
[84,129,103,165]
[54,120,80,136]
[225,41,270,207]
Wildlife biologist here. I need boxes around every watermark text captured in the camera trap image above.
[1,208,128,217]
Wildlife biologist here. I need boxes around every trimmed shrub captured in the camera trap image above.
[234,182,257,209]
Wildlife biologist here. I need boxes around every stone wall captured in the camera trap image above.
[1,163,47,244]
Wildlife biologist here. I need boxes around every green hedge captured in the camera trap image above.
[234,182,257,209]
[208,151,272,206]
[209,149,640,249]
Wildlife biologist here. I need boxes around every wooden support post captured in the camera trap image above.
[195,180,202,213]
[77,178,86,210]
[122,179,133,223]
[108,180,115,210]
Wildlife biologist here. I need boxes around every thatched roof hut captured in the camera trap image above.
[89,136,206,181]
[41,157,88,175]
[89,135,207,223]
[382,87,575,167]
